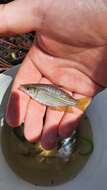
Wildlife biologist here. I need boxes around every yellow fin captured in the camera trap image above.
[65,106,73,113]
[49,106,73,113]
[76,97,91,111]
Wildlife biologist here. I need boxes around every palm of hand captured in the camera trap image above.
[1,0,106,149]
[5,33,103,149]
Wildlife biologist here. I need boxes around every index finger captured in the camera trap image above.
[5,48,42,127]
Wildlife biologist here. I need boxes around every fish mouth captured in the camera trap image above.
[19,84,35,100]
[19,84,26,92]
[19,84,29,95]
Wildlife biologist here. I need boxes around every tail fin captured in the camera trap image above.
[76,97,91,112]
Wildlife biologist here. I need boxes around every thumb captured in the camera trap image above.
[0,0,43,34]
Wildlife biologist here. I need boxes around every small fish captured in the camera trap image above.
[19,84,90,112]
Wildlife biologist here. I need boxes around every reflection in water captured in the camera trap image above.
[1,115,93,186]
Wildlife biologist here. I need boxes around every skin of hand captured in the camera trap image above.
[0,0,107,149]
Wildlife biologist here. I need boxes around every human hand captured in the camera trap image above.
[0,0,106,149]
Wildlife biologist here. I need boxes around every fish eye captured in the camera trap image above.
[27,87,30,90]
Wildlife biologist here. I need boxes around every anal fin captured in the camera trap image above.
[49,106,73,113]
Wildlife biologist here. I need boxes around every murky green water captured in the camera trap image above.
[1,115,93,186]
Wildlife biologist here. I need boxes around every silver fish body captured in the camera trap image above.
[20,84,76,107]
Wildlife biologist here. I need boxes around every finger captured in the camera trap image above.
[24,99,46,142]
[40,80,72,150]
[39,77,64,149]
[26,76,64,148]
[0,0,40,34]
[58,108,83,139]
[5,90,30,128]
[41,108,64,150]
[24,77,49,142]
[5,47,42,127]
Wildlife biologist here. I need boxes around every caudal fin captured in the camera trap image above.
[76,97,91,111]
